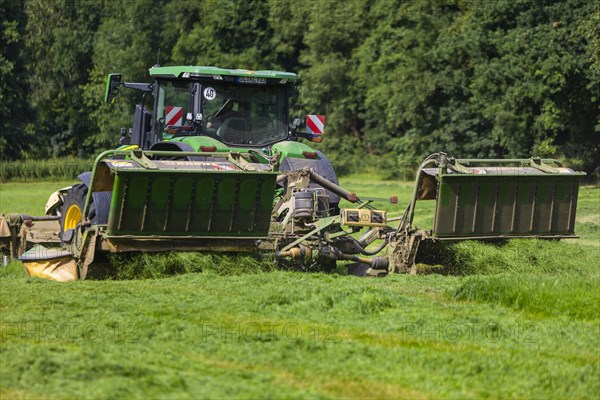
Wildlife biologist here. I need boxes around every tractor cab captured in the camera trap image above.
[155,78,288,146]
[106,66,322,151]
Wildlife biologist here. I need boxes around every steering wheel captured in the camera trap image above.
[206,98,233,123]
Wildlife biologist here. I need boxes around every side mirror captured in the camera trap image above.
[104,73,122,104]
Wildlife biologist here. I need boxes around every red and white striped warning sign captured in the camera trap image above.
[306,115,324,135]
[165,106,183,126]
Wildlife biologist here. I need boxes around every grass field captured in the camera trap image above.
[0,177,598,399]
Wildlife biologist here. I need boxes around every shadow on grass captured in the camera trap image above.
[104,252,277,280]
[101,252,348,280]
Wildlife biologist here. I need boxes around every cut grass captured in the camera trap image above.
[1,271,598,399]
[0,175,598,398]
[107,252,276,280]
[417,238,599,276]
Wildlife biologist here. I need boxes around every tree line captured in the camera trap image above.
[1,0,598,172]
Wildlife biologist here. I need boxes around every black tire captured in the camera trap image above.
[59,184,97,240]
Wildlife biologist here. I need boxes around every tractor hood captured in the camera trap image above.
[168,136,231,152]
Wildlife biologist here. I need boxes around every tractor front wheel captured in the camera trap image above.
[59,184,88,240]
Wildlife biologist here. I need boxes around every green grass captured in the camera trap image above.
[0,176,598,399]
[0,180,77,215]
[453,273,599,320]
[416,238,599,276]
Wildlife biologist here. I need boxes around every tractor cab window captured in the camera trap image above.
[200,83,288,146]
[155,81,192,133]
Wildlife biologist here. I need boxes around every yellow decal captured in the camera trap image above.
[342,209,387,227]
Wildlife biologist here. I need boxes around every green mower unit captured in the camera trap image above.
[0,65,586,281]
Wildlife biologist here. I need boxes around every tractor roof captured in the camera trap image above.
[148,66,298,81]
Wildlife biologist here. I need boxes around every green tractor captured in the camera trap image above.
[65,66,340,238]
[0,65,585,281]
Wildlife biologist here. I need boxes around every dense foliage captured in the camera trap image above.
[1,0,598,172]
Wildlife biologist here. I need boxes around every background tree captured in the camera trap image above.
[83,0,172,153]
[24,0,101,157]
[0,0,29,159]
[0,0,596,174]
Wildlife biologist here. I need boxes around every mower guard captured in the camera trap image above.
[411,156,585,240]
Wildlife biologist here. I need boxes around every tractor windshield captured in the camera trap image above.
[200,83,288,146]
[155,80,288,146]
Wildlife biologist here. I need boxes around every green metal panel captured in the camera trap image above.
[171,136,231,152]
[106,170,276,238]
[433,174,580,238]
[271,141,319,162]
